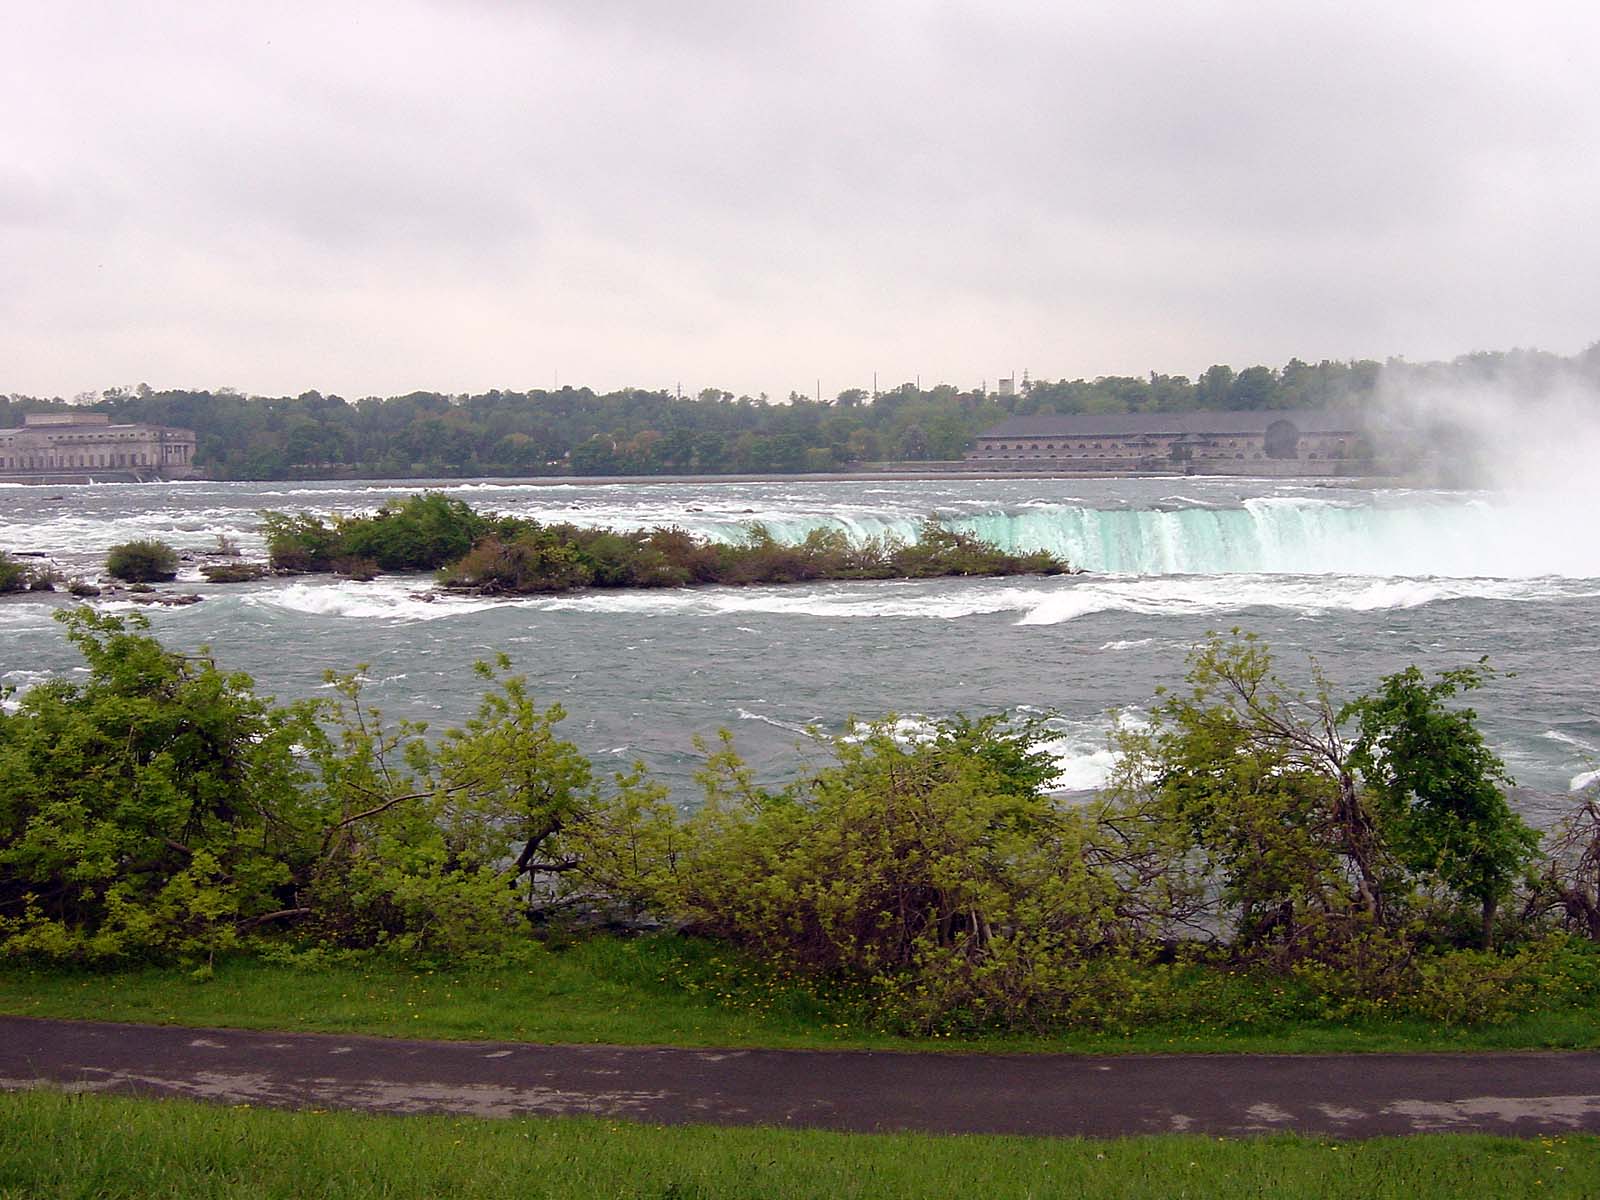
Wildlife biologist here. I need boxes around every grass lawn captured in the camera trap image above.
[2,936,1599,1055]
[2,1089,1596,1200]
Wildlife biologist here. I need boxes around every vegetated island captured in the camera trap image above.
[259,491,1074,592]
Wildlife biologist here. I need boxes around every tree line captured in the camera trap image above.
[4,345,1595,479]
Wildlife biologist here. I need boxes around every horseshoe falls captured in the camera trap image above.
[1,475,1596,814]
[675,497,1595,579]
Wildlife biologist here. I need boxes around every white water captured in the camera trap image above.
[676,496,1600,579]
[3,475,1597,804]
[11,480,1595,582]
[245,571,1600,627]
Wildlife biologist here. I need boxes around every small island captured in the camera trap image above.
[259,492,1074,593]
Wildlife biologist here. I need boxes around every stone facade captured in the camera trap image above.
[0,413,198,482]
[965,409,1364,475]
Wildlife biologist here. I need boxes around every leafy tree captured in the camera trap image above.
[1344,663,1538,946]
[582,716,1147,1033]
[1229,365,1279,409]
[0,610,315,961]
[1114,632,1539,962]
[0,610,643,963]
[1112,633,1392,964]
[105,540,179,583]
[295,657,639,957]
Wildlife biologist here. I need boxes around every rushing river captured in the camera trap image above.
[2,475,1597,824]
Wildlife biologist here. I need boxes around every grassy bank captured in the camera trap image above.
[3,938,1600,1056]
[2,1090,1595,1199]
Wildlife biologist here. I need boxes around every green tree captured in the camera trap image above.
[0,610,315,961]
[105,540,179,583]
[1344,663,1538,947]
[1229,365,1279,409]
[0,610,637,963]
[1111,633,1392,963]
[595,716,1131,1033]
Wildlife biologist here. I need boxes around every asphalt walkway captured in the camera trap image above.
[3,1016,1599,1138]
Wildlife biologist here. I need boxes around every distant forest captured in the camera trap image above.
[4,346,1595,479]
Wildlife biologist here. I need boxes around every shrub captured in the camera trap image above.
[0,609,312,962]
[440,534,595,593]
[105,540,179,583]
[199,562,269,583]
[261,511,340,571]
[0,553,55,593]
[331,556,379,582]
[335,493,494,571]
[0,613,644,965]
[575,716,1136,1032]
[0,553,28,593]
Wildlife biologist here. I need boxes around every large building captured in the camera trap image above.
[965,409,1366,475]
[0,412,199,483]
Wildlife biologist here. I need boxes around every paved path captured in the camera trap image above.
[3,1016,1600,1138]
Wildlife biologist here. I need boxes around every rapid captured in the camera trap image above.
[1,474,1596,822]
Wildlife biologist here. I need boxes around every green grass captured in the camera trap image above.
[3,936,1600,1055]
[1,1090,1595,1199]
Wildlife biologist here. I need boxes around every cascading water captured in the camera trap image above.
[681,496,1600,579]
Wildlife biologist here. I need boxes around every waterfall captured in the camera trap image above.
[685,497,1599,579]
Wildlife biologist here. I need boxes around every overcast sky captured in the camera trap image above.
[4,1,1597,401]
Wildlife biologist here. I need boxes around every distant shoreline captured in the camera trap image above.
[0,466,1406,489]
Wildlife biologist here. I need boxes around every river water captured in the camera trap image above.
[1,475,1596,823]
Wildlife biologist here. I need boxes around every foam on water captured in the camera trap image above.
[1544,730,1600,792]
[3,475,1595,798]
[0,668,56,712]
[246,580,507,622]
[0,602,61,632]
[834,709,1136,794]
[230,570,1600,628]
[1013,574,1599,625]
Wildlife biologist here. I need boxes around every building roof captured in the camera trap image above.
[975,408,1362,440]
[24,412,110,427]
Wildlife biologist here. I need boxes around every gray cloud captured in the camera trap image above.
[4,0,1598,399]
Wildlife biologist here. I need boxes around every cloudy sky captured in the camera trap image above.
[4,1,1597,401]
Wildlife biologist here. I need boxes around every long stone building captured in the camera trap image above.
[0,412,199,483]
[964,409,1367,476]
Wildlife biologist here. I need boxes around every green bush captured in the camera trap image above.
[260,511,342,572]
[571,716,1137,1033]
[199,561,269,583]
[0,552,55,593]
[441,534,595,593]
[9,612,1584,1039]
[105,540,179,583]
[261,494,534,575]
[0,612,648,965]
